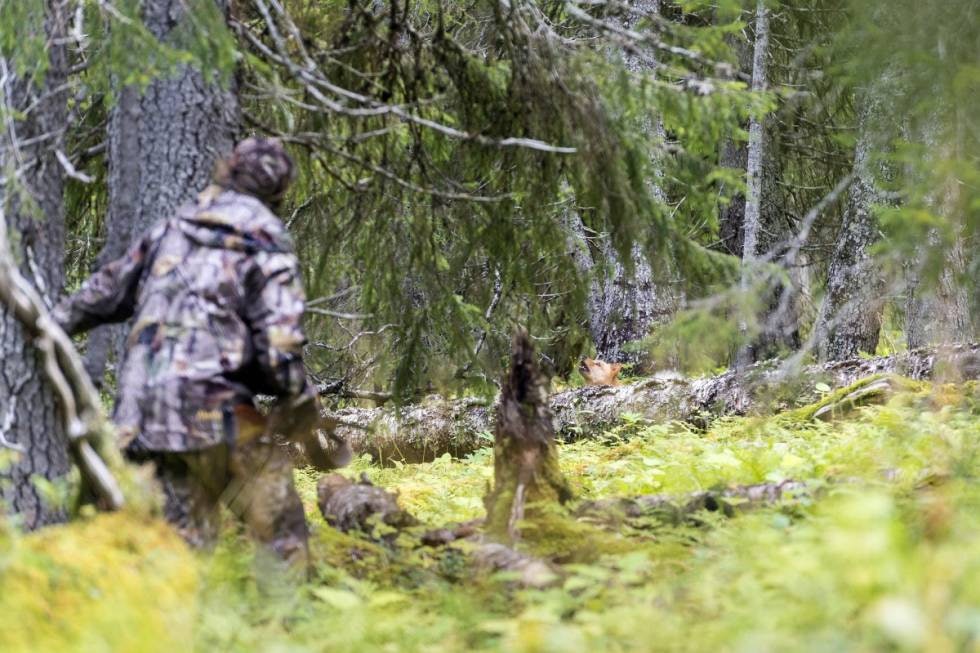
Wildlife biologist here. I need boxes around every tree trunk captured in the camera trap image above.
[814,91,888,361]
[905,118,973,350]
[716,30,754,259]
[483,330,572,544]
[0,0,72,529]
[85,0,239,383]
[327,343,980,466]
[718,135,747,258]
[737,1,799,367]
[585,0,678,368]
[736,0,771,369]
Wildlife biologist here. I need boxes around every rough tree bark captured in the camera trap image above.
[326,343,980,466]
[737,0,799,367]
[905,119,973,350]
[907,235,973,351]
[736,0,771,369]
[0,0,72,529]
[814,89,889,361]
[571,0,677,368]
[718,135,747,258]
[0,210,129,512]
[716,30,754,259]
[84,0,239,382]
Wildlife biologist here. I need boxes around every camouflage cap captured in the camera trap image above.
[218,137,295,205]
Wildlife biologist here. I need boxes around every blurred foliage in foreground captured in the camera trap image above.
[2,381,979,652]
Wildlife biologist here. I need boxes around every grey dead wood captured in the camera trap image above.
[325,344,980,466]
[575,479,811,528]
[314,472,558,588]
[482,329,572,544]
[317,472,416,533]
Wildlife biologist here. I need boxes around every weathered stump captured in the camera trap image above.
[483,329,572,544]
[316,473,416,534]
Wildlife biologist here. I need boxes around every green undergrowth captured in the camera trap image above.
[2,380,978,652]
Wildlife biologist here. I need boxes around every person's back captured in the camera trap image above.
[56,138,316,568]
[108,185,306,452]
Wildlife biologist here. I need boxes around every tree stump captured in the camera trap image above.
[317,473,416,534]
[483,329,572,544]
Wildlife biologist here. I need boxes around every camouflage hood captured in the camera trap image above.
[177,186,293,254]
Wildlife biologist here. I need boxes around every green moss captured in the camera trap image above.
[0,511,198,652]
[3,383,979,651]
[782,374,926,422]
[516,502,634,563]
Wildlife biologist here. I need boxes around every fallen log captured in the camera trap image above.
[327,344,980,465]
[575,479,812,528]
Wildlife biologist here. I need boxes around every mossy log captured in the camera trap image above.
[482,330,572,544]
[575,480,812,528]
[326,344,980,465]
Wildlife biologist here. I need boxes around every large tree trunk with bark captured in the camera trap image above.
[325,343,980,466]
[718,135,747,258]
[85,0,239,383]
[814,89,890,361]
[578,0,678,368]
[903,102,977,349]
[0,1,72,529]
[907,235,973,351]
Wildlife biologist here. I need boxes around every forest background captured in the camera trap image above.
[0,0,977,651]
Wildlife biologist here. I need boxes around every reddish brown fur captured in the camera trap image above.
[579,358,623,386]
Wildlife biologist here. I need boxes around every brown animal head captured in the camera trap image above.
[579,358,622,386]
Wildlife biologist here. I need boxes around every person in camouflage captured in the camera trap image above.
[55,137,320,569]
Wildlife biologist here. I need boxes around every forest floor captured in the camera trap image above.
[1,379,978,652]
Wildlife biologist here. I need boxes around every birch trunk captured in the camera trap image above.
[736,0,800,367]
[736,0,771,369]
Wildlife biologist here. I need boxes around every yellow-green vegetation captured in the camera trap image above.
[2,380,978,652]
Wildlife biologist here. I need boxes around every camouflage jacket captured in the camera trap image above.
[55,187,312,452]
